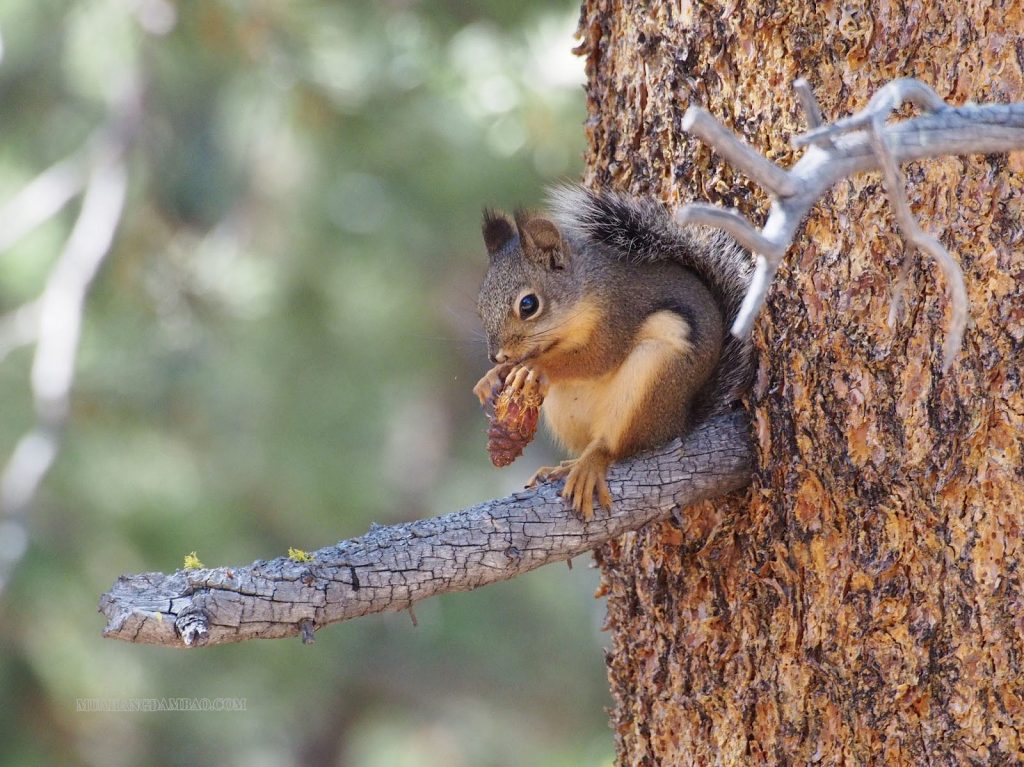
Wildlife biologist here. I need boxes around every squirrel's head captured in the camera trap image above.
[477,209,583,367]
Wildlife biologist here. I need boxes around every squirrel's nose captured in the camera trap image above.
[490,350,508,364]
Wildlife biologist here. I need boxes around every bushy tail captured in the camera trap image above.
[548,185,755,416]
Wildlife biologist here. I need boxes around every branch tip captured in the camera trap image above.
[731,255,781,339]
[794,78,827,133]
[868,113,969,370]
[675,204,783,258]
[681,105,798,197]
[176,609,210,648]
[300,619,316,645]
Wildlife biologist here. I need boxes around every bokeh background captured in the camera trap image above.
[0,1,614,765]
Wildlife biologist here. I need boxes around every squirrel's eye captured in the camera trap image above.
[518,293,540,319]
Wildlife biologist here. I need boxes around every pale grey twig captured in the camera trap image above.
[0,147,98,366]
[0,60,142,596]
[0,152,90,255]
[683,107,798,197]
[0,145,130,596]
[30,152,128,423]
[0,135,111,368]
[795,77,947,148]
[868,112,967,371]
[679,203,781,256]
[793,78,826,133]
[676,77,1024,363]
[0,301,40,365]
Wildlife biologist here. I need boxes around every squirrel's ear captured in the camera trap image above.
[515,213,569,270]
[482,209,516,257]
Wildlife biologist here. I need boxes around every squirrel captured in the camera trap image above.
[473,185,754,519]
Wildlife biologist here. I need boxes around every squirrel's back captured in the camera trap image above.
[547,185,755,421]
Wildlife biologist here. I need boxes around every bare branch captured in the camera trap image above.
[734,253,783,339]
[675,204,783,257]
[98,411,753,648]
[683,107,798,197]
[795,77,947,148]
[0,153,90,255]
[0,115,135,596]
[793,78,826,134]
[30,154,128,422]
[868,114,967,371]
[0,301,40,365]
[676,77,1024,365]
[0,148,100,366]
[0,157,128,595]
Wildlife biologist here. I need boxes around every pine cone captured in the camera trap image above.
[486,383,543,467]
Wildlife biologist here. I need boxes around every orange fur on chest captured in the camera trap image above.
[542,310,692,456]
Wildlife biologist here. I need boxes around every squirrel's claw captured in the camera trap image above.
[561,450,612,521]
[595,473,613,511]
[526,459,575,488]
[504,365,549,397]
[473,363,513,406]
[477,363,547,408]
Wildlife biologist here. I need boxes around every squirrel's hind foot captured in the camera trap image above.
[561,448,612,521]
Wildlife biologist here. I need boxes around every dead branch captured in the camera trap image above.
[0,301,40,366]
[0,153,89,255]
[676,76,1024,369]
[98,411,752,647]
[0,86,141,597]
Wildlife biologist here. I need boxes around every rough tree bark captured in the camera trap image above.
[579,1,1024,764]
[100,414,751,646]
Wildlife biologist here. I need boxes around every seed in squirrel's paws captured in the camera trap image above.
[486,384,543,467]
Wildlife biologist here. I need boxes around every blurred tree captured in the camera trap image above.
[0,1,615,765]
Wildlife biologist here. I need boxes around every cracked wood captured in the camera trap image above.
[99,411,752,647]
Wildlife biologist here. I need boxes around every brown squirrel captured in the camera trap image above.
[473,186,754,519]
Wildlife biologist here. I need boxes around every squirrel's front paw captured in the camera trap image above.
[504,364,549,398]
[561,450,612,521]
[473,363,513,406]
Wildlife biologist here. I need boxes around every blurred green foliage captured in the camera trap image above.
[0,1,614,765]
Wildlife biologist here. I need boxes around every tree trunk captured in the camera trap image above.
[579,1,1024,764]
